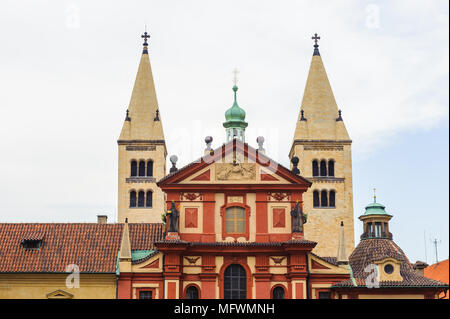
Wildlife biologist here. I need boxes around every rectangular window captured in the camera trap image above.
[375,222,382,237]
[139,290,153,299]
[318,291,332,299]
[22,240,41,250]
[225,207,245,233]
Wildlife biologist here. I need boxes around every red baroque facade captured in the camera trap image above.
[117,140,351,299]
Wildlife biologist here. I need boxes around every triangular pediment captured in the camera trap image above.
[158,140,311,188]
[46,289,74,299]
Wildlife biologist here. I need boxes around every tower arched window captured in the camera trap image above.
[138,161,145,177]
[312,160,319,177]
[138,191,145,207]
[130,160,137,177]
[313,191,320,208]
[321,190,328,207]
[320,160,327,176]
[146,160,154,177]
[329,190,336,207]
[328,160,335,177]
[146,191,153,208]
[129,191,137,208]
[272,286,285,299]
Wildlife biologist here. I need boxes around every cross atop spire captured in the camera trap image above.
[312,33,321,56]
[141,30,150,54]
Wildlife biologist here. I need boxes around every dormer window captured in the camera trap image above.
[21,232,44,250]
[21,239,42,250]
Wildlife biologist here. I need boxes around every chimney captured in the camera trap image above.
[412,261,428,276]
[97,215,108,224]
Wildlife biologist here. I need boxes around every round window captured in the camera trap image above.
[384,264,394,274]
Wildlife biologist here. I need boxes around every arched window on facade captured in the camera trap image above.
[272,286,285,299]
[313,191,320,208]
[312,160,319,177]
[146,191,153,208]
[225,206,245,234]
[129,191,137,208]
[138,161,146,177]
[138,191,145,207]
[321,190,328,207]
[320,160,327,176]
[130,160,137,177]
[185,286,199,299]
[328,160,335,177]
[329,190,336,207]
[224,264,246,299]
[147,160,153,177]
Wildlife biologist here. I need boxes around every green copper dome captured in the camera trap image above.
[362,197,392,217]
[223,85,248,129]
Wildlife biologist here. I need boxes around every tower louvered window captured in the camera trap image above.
[321,190,328,207]
[138,161,145,176]
[130,160,137,177]
[329,190,336,207]
[130,191,137,207]
[147,160,154,177]
[328,160,335,177]
[138,191,145,207]
[146,191,153,207]
[313,191,320,207]
[312,160,319,177]
[320,160,327,176]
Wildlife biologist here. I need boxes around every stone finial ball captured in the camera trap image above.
[170,155,178,164]
[205,136,213,144]
[256,136,265,144]
[291,156,299,165]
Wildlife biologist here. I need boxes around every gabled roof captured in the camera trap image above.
[158,139,312,187]
[0,223,164,273]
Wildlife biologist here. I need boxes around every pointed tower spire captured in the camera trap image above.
[118,219,132,273]
[119,30,165,142]
[289,35,355,258]
[337,221,348,265]
[117,31,167,224]
[291,34,350,141]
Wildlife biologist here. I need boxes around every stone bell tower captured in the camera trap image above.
[117,31,167,223]
[289,34,354,257]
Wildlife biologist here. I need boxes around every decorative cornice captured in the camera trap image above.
[308,177,345,183]
[118,140,166,145]
[126,177,157,183]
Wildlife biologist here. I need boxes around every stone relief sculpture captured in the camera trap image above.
[216,163,256,181]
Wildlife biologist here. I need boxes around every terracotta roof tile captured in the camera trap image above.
[331,239,448,289]
[0,223,164,273]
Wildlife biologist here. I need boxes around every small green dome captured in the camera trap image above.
[362,197,392,217]
[224,86,247,128]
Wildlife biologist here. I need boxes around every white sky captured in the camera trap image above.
[0,1,448,262]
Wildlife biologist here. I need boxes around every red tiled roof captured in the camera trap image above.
[0,223,164,273]
[424,259,449,298]
[331,238,448,289]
